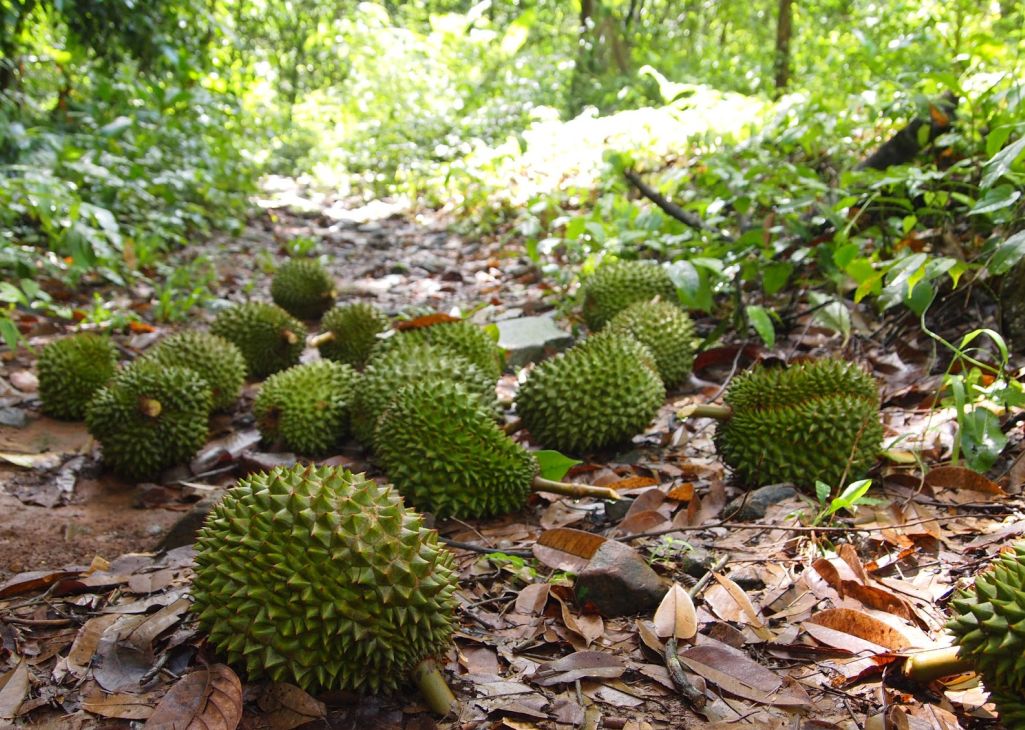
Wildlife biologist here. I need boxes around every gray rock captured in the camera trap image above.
[676,544,715,578]
[575,539,668,617]
[495,315,574,369]
[0,407,28,428]
[724,483,798,521]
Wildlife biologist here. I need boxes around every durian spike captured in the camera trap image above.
[901,645,975,683]
[679,403,733,420]
[412,657,459,716]
[309,331,335,348]
[531,477,621,500]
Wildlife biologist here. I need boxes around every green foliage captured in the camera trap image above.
[811,478,881,526]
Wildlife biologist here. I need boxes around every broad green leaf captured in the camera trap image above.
[990,230,1025,275]
[535,451,582,482]
[981,135,1025,189]
[808,291,851,340]
[745,305,776,348]
[762,262,793,295]
[960,409,1007,473]
[969,185,1021,215]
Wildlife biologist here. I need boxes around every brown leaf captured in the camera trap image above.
[635,619,664,654]
[607,476,659,492]
[801,622,889,656]
[514,583,551,615]
[144,664,242,730]
[124,597,191,652]
[0,661,29,721]
[533,528,605,572]
[924,466,1005,496]
[679,642,808,708]
[82,692,161,720]
[394,313,461,330]
[255,682,327,730]
[532,651,625,686]
[807,608,916,651]
[666,483,695,501]
[0,568,83,599]
[615,510,669,535]
[710,573,771,640]
[652,583,697,640]
[840,581,916,623]
[67,614,121,678]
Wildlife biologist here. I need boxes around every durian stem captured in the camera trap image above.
[682,403,733,420]
[282,329,299,346]
[412,658,459,716]
[503,417,524,435]
[309,331,335,348]
[531,477,621,500]
[138,397,162,418]
[901,645,975,684]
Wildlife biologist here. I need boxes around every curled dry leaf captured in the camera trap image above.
[711,573,772,641]
[807,608,917,651]
[532,527,605,572]
[653,583,697,640]
[531,651,625,686]
[0,661,29,721]
[82,691,162,720]
[924,466,1005,496]
[256,682,327,730]
[144,664,242,730]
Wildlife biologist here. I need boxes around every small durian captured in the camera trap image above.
[271,258,335,320]
[254,360,359,454]
[515,332,665,454]
[706,359,882,488]
[37,333,118,420]
[316,303,390,370]
[191,464,458,694]
[581,260,678,331]
[352,343,499,447]
[371,317,504,380]
[606,299,696,389]
[375,379,538,518]
[142,331,246,411]
[211,302,307,379]
[85,360,212,479]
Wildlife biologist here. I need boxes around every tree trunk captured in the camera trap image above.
[773,0,793,95]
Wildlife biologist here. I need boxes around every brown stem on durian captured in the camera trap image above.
[138,397,162,418]
[412,657,459,716]
[901,645,975,684]
[282,329,299,346]
[680,403,733,420]
[531,477,621,500]
[309,331,335,348]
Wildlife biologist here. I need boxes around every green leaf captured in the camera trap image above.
[808,291,851,340]
[0,317,20,349]
[906,281,935,317]
[745,305,776,348]
[762,262,793,295]
[990,230,1025,275]
[815,480,831,505]
[981,135,1025,189]
[969,184,1021,215]
[535,450,582,482]
[960,409,1007,473]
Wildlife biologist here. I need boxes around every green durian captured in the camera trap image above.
[37,333,118,420]
[191,464,457,693]
[712,359,882,488]
[271,258,336,320]
[581,260,679,331]
[211,302,307,379]
[318,303,390,370]
[606,299,696,389]
[352,343,499,447]
[515,332,665,454]
[375,379,538,518]
[142,331,246,411]
[85,360,212,479]
[371,318,504,380]
[254,360,359,454]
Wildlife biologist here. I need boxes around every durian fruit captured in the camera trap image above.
[515,332,665,454]
[581,260,678,331]
[190,464,458,696]
[371,318,504,380]
[375,379,538,518]
[315,303,390,370]
[695,359,882,489]
[211,302,307,379]
[37,333,118,420]
[271,258,336,320]
[85,360,212,479]
[606,299,696,389]
[254,360,359,454]
[142,331,246,411]
[352,342,499,447]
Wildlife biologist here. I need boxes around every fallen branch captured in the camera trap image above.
[857,92,958,170]
[624,169,735,243]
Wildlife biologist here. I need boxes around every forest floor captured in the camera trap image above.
[1,181,1023,729]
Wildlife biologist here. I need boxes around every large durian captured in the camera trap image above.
[211,302,307,379]
[352,342,499,447]
[254,360,359,454]
[271,258,335,320]
[142,331,246,411]
[85,360,212,479]
[375,379,537,518]
[606,299,696,389]
[37,333,118,420]
[581,260,678,331]
[190,465,458,694]
[372,317,504,380]
[705,359,882,488]
[515,332,665,454]
[316,303,390,370]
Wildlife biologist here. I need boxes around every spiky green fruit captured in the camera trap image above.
[254,361,359,454]
[318,303,390,370]
[581,260,678,331]
[37,333,118,420]
[371,319,504,380]
[191,465,457,693]
[948,542,1025,699]
[376,379,537,518]
[714,359,882,488]
[211,303,307,379]
[606,299,696,389]
[988,687,1025,725]
[142,332,246,411]
[515,332,665,454]
[85,360,212,479]
[352,343,498,447]
[271,259,335,320]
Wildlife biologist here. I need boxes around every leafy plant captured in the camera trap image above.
[811,479,881,527]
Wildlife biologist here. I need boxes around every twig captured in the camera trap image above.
[624,169,734,242]
[688,555,729,597]
[665,637,705,706]
[440,538,533,558]
[618,514,960,541]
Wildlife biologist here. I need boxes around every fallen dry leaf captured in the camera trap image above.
[532,528,605,572]
[82,691,161,720]
[653,583,697,640]
[531,651,625,686]
[144,664,242,730]
[0,661,29,721]
[255,682,327,730]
